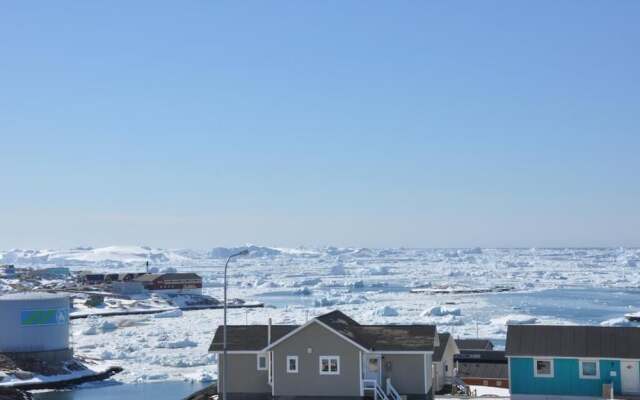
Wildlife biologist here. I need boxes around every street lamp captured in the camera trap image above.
[222,249,249,400]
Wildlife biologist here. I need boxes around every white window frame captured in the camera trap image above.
[287,356,299,373]
[257,353,268,371]
[319,355,340,375]
[579,359,599,379]
[533,358,554,378]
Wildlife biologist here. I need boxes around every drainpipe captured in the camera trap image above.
[268,318,273,387]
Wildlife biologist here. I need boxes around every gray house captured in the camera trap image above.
[209,310,438,400]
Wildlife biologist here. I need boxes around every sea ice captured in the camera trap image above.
[374,306,399,317]
[422,306,461,317]
[329,263,347,275]
[600,317,638,327]
[156,338,198,349]
[492,314,538,326]
[154,309,183,318]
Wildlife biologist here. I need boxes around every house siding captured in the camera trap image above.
[510,357,623,397]
[218,353,271,396]
[272,322,361,398]
[433,336,458,392]
[382,354,429,396]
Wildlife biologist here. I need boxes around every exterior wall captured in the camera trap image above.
[432,362,444,392]
[0,293,70,352]
[441,338,458,380]
[272,322,361,397]
[462,377,508,388]
[433,336,458,391]
[510,357,622,397]
[382,354,428,396]
[218,353,271,395]
[4,348,74,363]
[148,287,202,295]
[151,277,202,292]
[110,281,145,295]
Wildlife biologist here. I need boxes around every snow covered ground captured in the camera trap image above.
[2,245,640,385]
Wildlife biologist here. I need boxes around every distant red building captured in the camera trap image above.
[134,273,203,294]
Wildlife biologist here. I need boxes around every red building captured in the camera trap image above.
[134,273,203,294]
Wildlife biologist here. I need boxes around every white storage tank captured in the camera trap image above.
[0,292,70,353]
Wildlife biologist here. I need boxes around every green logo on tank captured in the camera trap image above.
[20,309,67,326]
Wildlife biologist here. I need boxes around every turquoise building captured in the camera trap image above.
[506,325,640,399]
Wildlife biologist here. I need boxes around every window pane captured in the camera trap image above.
[536,360,551,375]
[259,356,266,369]
[330,359,338,372]
[321,359,329,372]
[582,362,597,376]
[289,358,296,371]
[368,358,379,372]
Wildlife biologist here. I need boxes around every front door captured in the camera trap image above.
[364,354,382,385]
[621,361,640,394]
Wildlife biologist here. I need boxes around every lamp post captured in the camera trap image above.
[223,249,249,400]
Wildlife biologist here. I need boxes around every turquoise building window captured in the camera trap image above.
[580,359,599,379]
[534,358,554,378]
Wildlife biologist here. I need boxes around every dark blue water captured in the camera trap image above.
[31,381,210,400]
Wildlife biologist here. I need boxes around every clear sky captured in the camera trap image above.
[1,1,639,249]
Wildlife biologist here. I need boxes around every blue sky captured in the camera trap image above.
[1,1,639,249]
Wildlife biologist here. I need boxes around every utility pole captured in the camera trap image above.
[223,249,249,400]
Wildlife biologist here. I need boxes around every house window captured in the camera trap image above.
[320,356,340,375]
[287,356,298,373]
[533,358,554,378]
[257,354,267,370]
[579,359,599,379]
